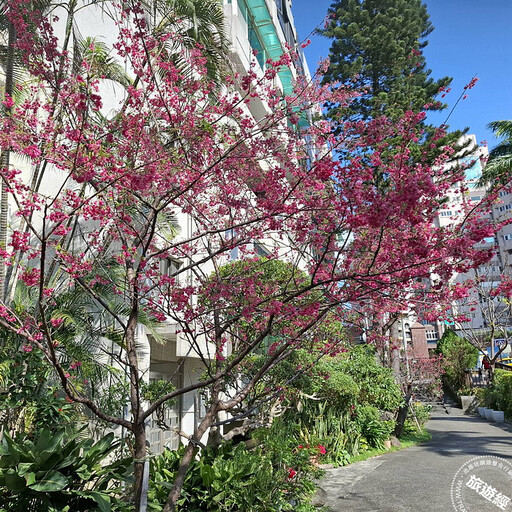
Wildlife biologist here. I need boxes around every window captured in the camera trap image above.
[277,0,289,30]
[226,228,238,260]
[160,257,182,277]
[276,0,296,48]
[503,234,512,241]
[239,0,266,69]
[478,265,500,274]
[254,242,270,258]
[248,23,265,69]
[148,371,180,453]
[426,330,437,341]
[499,204,512,212]
[440,210,453,217]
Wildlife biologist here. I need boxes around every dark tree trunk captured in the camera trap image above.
[162,405,218,512]
[133,422,147,511]
[394,384,413,438]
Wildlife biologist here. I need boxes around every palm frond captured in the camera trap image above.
[480,156,512,188]
[479,120,512,187]
[151,0,231,86]
[0,359,13,388]
[488,142,512,161]
[73,34,132,88]
[157,210,181,242]
[487,120,512,139]
[0,48,26,82]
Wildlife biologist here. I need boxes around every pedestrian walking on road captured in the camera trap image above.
[483,356,491,382]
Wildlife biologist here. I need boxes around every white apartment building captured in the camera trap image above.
[416,135,492,348]
[1,0,312,452]
[142,0,314,452]
[428,134,512,357]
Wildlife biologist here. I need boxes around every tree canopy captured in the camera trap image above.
[321,0,452,122]
[436,329,478,391]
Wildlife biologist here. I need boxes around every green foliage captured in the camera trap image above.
[484,370,512,420]
[150,0,231,87]
[76,37,132,88]
[0,428,132,511]
[279,349,359,407]
[148,422,320,511]
[399,403,432,436]
[283,345,402,411]
[478,120,512,188]
[0,268,164,436]
[410,403,432,426]
[0,340,80,435]
[293,400,359,466]
[321,0,451,121]
[353,405,394,450]
[93,376,130,421]
[141,380,176,404]
[277,345,402,465]
[436,329,478,392]
[202,259,348,425]
[204,258,319,351]
[320,0,468,182]
[321,370,360,407]
[400,419,420,436]
[335,345,403,411]
[280,346,402,465]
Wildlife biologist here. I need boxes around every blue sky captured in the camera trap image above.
[291,0,512,150]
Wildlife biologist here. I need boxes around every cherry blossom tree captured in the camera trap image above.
[0,0,496,509]
[451,267,512,374]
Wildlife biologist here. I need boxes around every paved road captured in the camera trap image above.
[319,403,512,511]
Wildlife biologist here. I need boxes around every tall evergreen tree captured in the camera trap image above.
[321,0,451,122]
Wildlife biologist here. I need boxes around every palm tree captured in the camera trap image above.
[148,0,230,86]
[479,120,512,189]
[0,253,166,437]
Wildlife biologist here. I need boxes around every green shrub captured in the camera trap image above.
[0,428,132,512]
[274,345,402,414]
[321,371,360,408]
[336,346,403,411]
[401,419,420,436]
[486,370,512,419]
[292,401,359,466]
[410,403,432,427]
[353,405,393,450]
[436,330,478,392]
[396,403,432,436]
[281,346,402,465]
[0,345,81,436]
[148,422,320,511]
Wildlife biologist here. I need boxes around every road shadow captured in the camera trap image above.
[419,406,512,460]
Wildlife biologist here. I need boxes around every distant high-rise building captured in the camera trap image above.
[433,135,512,358]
